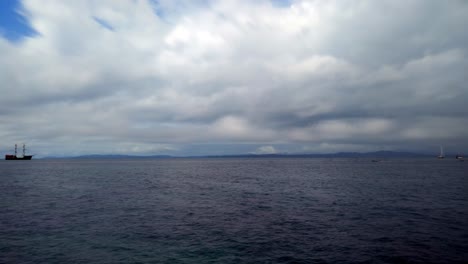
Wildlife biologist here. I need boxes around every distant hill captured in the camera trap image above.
[310,150,433,158]
[42,154,173,159]
[201,151,433,159]
[41,151,432,159]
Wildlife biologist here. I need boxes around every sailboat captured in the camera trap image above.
[5,144,33,160]
[437,146,445,159]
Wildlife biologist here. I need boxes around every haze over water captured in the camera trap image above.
[1,158,467,263]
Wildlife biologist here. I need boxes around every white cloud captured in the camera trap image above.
[252,145,277,155]
[0,0,467,156]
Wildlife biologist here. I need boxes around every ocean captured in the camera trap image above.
[1,158,467,263]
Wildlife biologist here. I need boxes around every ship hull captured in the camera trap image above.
[5,155,33,160]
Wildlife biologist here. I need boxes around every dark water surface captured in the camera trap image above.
[1,158,467,263]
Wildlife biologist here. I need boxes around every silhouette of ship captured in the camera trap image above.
[5,144,33,160]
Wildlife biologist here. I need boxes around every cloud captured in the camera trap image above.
[252,145,277,155]
[0,0,467,156]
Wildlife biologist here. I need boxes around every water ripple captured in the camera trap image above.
[1,158,467,263]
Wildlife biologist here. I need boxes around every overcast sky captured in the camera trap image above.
[1,0,467,157]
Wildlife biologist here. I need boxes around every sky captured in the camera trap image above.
[0,0,467,157]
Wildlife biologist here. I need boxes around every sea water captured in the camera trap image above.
[1,158,467,263]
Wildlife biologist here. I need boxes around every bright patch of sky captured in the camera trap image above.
[93,17,114,31]
[270,0,292,8]
[0,0,36,41]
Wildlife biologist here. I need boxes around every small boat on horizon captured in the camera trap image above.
[437,146,445,159]
[5,144,33,160]
[456,154,464,161]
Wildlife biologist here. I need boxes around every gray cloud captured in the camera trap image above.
[1,0,467,157]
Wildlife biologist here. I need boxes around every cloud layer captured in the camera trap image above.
[1,0,467,156]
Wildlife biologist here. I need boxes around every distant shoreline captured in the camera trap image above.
[37,151,437,160]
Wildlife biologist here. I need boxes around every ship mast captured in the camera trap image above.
[15,144,17,156]
[23,144,26,157]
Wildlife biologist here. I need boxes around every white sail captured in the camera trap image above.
[438,146,444,159]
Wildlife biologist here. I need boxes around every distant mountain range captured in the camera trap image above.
[201,150,434,158]
[42,151,434,159]
[42,154,173,159]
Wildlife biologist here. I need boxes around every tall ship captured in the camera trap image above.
[5,144,33,160]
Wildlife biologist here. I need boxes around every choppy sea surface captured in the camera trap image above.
[1,158,467,264]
